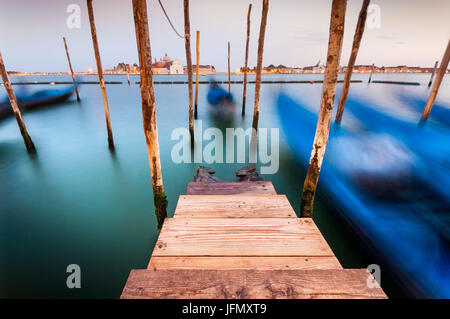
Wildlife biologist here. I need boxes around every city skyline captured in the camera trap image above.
[0,0,449,73]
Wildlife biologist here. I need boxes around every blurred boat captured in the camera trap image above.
[277,93,450,298]
[346,97,450,200]
[207,81,235,120]
[0,85,75,120]
[397,92,450,128]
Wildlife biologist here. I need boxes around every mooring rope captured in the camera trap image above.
[158,0,185,39]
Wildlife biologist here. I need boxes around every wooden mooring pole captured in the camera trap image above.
[87,0,115,150]
[0,51,36,153]
[368,63,374,83]
[421,39,450,122]
[428,60,439,88]
[132,0,168,229]
[228,41,231,94]
[335,0,369,124]
[63,37,81,101]
[183,0,194,147]
[194,30,199,118]
[251,0,269,132]
[126,64,131,85]
[300,0,346,217]
[242,3,252,116]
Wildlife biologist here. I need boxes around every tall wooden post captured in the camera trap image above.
[228,41,231,94]
[251,0,269,132]
[300,0,347,217]
[0,51,36,153]
[87,0,114,150]
[63,37,81,101]
[428,60,439,88]
[421,39,450,122]
[194,30,200,118]
[335,0,370,124]
[132,0,167,229]
[242,3,252,116]
[126,64,131,85]
[368,63,374,83]
[183,0,194,147]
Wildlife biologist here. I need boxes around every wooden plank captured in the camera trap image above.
[186,181,276,195]
[148,256,342,270]
[174,195,296,218]
[121,269,387,299]
[153,218,334,257]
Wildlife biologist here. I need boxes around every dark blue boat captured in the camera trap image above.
[0,85,75,120]
[397,92,450,128]
[346,97,450,200]
[277,93,450,298]
[207,81,235,120]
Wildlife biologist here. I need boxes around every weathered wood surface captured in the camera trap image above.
[421,39,450,121]
[63,37,81,101]
[153,218,334,257]
[148,256,342,270]
[251,0,269,131]
[186,181,276,195]
[301,0,346,217]
[192,166,220,183]
[121,269,386,299]
[132,0,167,229]
[183,0,194,145]
[194,30,200,117]
[227,41,231,94]
[174,195,296,218]
[335,0,370,123]
[122,180,387,299]
[242,3,252,115]
[87,0,114,149]
[0,51,36,153]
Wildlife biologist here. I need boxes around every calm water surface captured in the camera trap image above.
[0,73,448,298]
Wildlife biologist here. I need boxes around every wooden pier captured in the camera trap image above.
[121,181,387,299]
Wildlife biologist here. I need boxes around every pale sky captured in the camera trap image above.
[0,0,449,72]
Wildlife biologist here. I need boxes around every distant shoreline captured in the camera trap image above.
[8,71,445,76]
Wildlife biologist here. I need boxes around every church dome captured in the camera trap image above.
[163,53,171,62]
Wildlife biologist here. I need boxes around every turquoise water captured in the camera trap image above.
[0,73,448,298]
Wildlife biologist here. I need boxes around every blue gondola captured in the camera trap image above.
[397,92,450,128]
[0,85,75,120]
[277,93,450,298]
[207,81,235,120]
[346,97,450,200]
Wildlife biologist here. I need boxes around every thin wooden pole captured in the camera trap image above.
[132,0,167,229]
[63,37,81,101]
[335,0,370,124]
[242,3,252,116]
[428,60,439,88]
[421,39,450,122]
[300,0,347,217]
[0,51,36,153]
[194,30,199,118]
[126,64,131,85]
[368,63,374,83]
[228,41,231,94]
[183,0,194,147]
[251,0,269,132]
[87,0,114,150]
